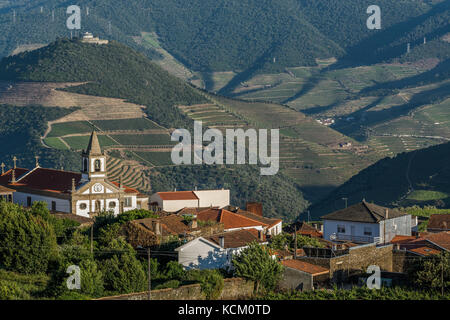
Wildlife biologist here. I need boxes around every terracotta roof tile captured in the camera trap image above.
[409,246,441,256]
[206,228,265,248]
[427,214,450,231]
[281,260,329,276]
[11,168,82,194]
[111,181,139,194]
[423,231,450,251]
[157,191,198,201]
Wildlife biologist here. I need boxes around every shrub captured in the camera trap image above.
[0,202,58,274]
[163,261,186,280]
[154,280,181,290]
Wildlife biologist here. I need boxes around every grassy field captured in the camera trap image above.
[407,190,449,201]
[43,137,69,150]
[110,134,175,146]
[92,118,162,131]
[47,121,93,137]
[62,135,118,150]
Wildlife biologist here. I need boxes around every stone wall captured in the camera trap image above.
[278,267,313,291]
[97,278,254,300]
[299,243,394,282]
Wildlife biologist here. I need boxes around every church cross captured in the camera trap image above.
[12,156,17,169]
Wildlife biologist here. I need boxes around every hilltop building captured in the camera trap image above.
[0,131,147,217]
[81,32,109,45]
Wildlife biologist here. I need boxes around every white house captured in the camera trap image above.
[175,228,267,270]
[0,131,148,217]
[322,200,412,244]
[150,189,230,212]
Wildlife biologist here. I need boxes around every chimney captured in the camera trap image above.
[154,220,161,235]
[385,209,389,220]
[219,236,225,248]
[189,217,198,229]
[258,229,264,241]
[246,202,263,217]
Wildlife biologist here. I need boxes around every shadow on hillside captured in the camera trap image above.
[328,0,450,70]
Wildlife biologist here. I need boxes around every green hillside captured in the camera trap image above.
[0,0,447,75]
[0,38,206,128]
[309,141,450,218]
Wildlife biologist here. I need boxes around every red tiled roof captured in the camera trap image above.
[0,168,29,184]
[391,235,417,244]
[281,260,329,276]
[409,246,441,256]
[10,168,82,194]
[427,214,450,231]
[206,228,265,248]
[196,208,222,222]
[423,231,450,251]
[111,181,139,194]
[157,191,198,201]
[219,209,265,229]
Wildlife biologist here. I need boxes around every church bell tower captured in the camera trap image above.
[81,131,107,181]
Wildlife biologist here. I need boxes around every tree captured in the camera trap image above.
[99,238,147,294]
[410,252,450,292]
[0,201,58,274]
[163,261,186,280]
[232,242,283,293]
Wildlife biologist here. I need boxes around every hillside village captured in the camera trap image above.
[0,130,448,299]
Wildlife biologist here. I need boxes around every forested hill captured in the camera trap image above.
[0,0,448,73]
[309,142,450,219]
[0,38,206,128]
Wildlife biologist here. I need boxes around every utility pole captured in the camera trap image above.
[442,257,444,296]
[294,225,298,259]
[342,197,348,208]
[90,224,94,255]
[147,247,151,300]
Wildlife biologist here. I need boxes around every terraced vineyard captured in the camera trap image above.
[106,156,151,192]
[180,93,382,201]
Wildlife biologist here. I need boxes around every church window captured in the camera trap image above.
[80,203,87,210]
[94,159,101,172]
[124,197,132,207]
[109,201,116,208]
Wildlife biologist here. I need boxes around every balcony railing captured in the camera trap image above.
[336,234,381,244]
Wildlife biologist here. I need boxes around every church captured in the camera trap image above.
[0,131,148,217]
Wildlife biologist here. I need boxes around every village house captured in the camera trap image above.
[278,259,330,291]
[149,189,230,213]
[195,205,282,236]
[0,131,148,217]
[391,231,450,256]
[427,214,450,233]
[322,200,413,244]
[175,228,267,270]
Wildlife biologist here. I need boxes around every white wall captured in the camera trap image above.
[323,220,380,241]
[268,222,282,236]
[14,192,71,213]
[176,238,227,270]
[150,194,199,212]
[194,190,230,208]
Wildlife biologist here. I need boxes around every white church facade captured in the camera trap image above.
[0,131,148,217]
